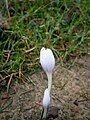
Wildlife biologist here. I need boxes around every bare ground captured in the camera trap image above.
[0,55,90,120]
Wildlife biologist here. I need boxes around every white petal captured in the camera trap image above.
[40,47,55,73]
[43,88,50,108]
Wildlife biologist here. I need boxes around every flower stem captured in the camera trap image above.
[43,107,47,119]
[46,72,52,94]
[40,108,44,120]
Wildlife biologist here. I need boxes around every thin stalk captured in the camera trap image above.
[46,72,52,94]
[43,107,47,119]
[40,107,47,120]
[40,108,44,120]
[5,0,10,19]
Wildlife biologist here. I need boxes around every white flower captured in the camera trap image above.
[43,88,50,108]
[40,47,55,73]
[40,47,55,93]
[42,88,50,118]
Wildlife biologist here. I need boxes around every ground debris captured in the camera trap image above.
[0,56,90,120]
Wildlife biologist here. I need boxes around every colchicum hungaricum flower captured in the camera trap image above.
[42,88,50,119]
[40,47,55,93]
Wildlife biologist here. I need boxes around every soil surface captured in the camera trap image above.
[0,55,90,120]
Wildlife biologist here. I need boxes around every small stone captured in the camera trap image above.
[47,106,59,119]
[73,100,79,106]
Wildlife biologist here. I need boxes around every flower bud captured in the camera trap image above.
[40,47,55,73]
[43,88,50,108]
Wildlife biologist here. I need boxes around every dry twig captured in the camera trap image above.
[7,73,13,92]
[5,0,10,19]
[0,72,18,82]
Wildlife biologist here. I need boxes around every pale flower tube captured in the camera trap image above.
[42,88,50,118]
[40,47,55,93]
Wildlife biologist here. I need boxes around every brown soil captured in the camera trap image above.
[0,55,90,120]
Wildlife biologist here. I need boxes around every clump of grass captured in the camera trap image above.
[0,0,89,89]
